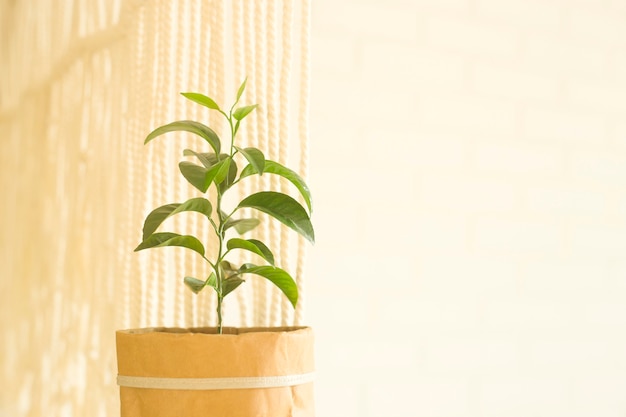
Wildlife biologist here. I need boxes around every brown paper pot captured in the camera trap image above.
[116,326,315,417]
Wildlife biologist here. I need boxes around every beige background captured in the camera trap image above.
[2,0,626,416]
[308,1,626,416]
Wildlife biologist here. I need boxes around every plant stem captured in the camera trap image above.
[215,190,225,334]
[214,111,236,335]
[216,293,223,334]
[227,114,235,156]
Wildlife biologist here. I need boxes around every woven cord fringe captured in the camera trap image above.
[0,2,311,415]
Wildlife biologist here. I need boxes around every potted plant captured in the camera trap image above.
[116,79,315,417]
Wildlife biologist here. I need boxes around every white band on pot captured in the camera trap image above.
[117,372,315,390]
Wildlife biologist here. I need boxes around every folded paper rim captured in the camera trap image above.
[116,326,315,379]
[117,326,309,336]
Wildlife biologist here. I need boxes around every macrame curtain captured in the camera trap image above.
[0,0,311,415]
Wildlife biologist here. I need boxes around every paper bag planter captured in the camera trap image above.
[118,82,316,416]
[116,326,315,417]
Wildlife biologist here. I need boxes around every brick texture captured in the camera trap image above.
[309,1,626,416]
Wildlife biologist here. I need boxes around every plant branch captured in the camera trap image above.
[213,108,238,334]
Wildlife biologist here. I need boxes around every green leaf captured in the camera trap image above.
[233,104,258,121]
[179,161,209,192]
[224,218,261,234]
[236,78,247,101]
[219,157,238,193]
[219,260,237,274]
[184,276,206,294]
[237,192,314,243]
[204,157,231,189]
[227,238,275,265]
[239,262,255,271]
[213,157,231,185]
[240,160,313,213]
[183,151,235,187]
[180,92,221,111]
[141,204,178,240]
[222,276,245,297]
[134,232,205,257]
[235,146,265,175]
[145,120,221,155]
[142,198,212,240]
[206,272,217,290]
[183,149,214,169]
[238,265,298,308]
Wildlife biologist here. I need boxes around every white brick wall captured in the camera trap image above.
[309,1,626,416]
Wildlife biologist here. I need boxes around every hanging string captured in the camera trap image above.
[266,0,283,327]
[198,0,217,327]
[200,0,215,327]
[186,0,206,327]
[138,2,155,328]
[157,0,176,327]
[180,0,195,329]
[243,0,264,327]
[254,0,273,327]
[120,1,143,329]
[278,0,295,325]
[232,0,251,328]
[207,0,220,137]
[214,0,226,131]
[294,0,312,326]
[170,0,187,328]
[213,0,228,326]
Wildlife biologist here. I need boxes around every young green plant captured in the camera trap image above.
[134,79,314,334]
